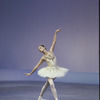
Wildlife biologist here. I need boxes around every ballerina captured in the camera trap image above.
[24,28,69,100]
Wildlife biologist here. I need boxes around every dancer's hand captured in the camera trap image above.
[55,28,61,33]
[24,73,31,76]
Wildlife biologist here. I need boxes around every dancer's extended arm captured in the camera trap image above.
[50,28,61,52]
[24,57,44,76]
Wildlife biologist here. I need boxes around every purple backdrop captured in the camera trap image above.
[0,0,99,84]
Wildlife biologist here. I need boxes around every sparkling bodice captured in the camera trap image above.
[45,56,57,66]
[44,52,57,66]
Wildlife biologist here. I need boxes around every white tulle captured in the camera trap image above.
[38,56,69,78]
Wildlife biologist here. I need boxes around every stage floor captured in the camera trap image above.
[0,81,99,100]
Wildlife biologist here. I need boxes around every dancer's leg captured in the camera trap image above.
[40,81,49,96]
[47,78,58,100]
[38,81,49,100]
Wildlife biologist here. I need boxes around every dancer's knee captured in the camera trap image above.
[48,78,55,88]
[45,81,49,85]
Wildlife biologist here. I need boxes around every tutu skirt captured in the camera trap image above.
[38,66,69,78]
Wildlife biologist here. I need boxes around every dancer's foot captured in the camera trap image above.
[38,96,47,100]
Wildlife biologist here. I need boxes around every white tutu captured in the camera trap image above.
[38,66,69,78]
[38,56,69,78]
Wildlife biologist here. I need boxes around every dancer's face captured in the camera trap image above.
[38,46,46,53]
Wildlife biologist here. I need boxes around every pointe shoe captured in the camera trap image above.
[38,96,47,100]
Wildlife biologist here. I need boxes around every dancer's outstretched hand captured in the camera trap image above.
[55,28,61,33]
[24,73,31,76]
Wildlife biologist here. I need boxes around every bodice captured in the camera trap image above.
[44,53,57,66]
[45,56,57,66]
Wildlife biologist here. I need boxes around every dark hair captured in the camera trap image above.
[40,45,46,49]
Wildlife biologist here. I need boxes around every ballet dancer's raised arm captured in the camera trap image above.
[24,57,45,76]
[50,28,61,52]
